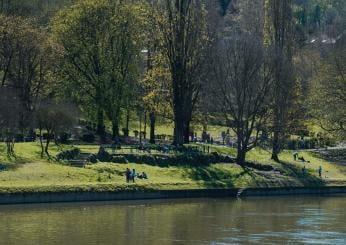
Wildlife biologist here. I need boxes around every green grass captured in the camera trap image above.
[0,142,345,194]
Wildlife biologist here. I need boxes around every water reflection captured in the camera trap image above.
[0,196,345,245]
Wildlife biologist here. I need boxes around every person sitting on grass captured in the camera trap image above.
[138,172,148,179]
[298,156,310,163]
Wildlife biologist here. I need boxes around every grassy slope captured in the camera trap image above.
[0,142,345,194]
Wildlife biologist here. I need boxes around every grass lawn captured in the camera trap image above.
[0,142,345,194]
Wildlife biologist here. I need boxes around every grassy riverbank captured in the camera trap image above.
[0,142,345,194]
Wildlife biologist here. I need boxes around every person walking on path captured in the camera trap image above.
[318,166,322,178]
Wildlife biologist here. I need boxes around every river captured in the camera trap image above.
[0,196,345,245]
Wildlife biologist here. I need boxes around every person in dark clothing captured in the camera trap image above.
[126,168,131,183]
[138,172,148,179]
[318,166,322,178]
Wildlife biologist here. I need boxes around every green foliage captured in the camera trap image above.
[52,0,145,136]
[309,39,346,139]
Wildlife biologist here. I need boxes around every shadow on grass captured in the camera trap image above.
[182,165,249,188]
[0,144,34,171]
[276,160,326,187]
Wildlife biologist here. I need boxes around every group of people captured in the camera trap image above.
[302,165,323,178]
[294,152,323,178]
[125,168,148,183]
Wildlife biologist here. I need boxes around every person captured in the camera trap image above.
[125,168,131,183]
[298,156,310,163]
[131,169,136,183]
[138,172,148,179]
[318,166,322,178]
[302,166,306,176]
[293,151,299,161]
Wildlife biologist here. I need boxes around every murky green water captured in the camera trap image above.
[0,196,345,245]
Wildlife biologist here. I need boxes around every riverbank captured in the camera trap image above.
[1,186,346,205]
[1,142,345,203]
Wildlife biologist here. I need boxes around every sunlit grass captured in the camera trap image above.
[0,142,345,194]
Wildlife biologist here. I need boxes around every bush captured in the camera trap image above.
[81,133,95,143]
[87,154,98,164]
[57,148,80,161]
[58,132,70,144]
[97,146,112,162]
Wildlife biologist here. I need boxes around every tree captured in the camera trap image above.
[0,15,60,130]
[53,0,142,138]
[208,32,273,165]
[0,87,22,157]
[103,2,143,138]
[140,52,172,144]
[265,0,296,161]
[310,37,346,139]
[35,101,77,158]
[155,0,209,145]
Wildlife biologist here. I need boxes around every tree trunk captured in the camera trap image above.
[144,112,147,140]
[271,130,280,161]
[39,128,44,158]
[183,121,190,144]
[173,119,185,146]
[96,107,105,136]
[236,148,246,167]
[125,108,130,137]
[149,112,156,144]
[45,139,51,159]
[112,119,119,139]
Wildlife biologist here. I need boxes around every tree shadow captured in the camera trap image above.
[182,165,249,188]
[276,160,326,187]
[309,150,346,166]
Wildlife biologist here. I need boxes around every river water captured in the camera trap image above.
[0,196,345,245]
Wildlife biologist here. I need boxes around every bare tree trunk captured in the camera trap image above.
[237,147,246,167]
[149,112,156,144]
[96,107,105,136]
[112,120,119,139]
[144,111,147,140]
[271,111,280,161]
[124,108,130,137]
[39,128,44,158]
[45,139,51,159]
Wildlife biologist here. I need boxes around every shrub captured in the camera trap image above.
[58,132,70,144]
[81,133,95,143]
[57,148,80,160]
[15,133,24,142]
[97,146,112,162]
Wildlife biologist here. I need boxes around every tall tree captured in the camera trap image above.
[265,0,296,161]
[0,15,59,130]
[310,37,346,139]
[156,0,209,145]
[53,0,142,138]
[209,32,273,166]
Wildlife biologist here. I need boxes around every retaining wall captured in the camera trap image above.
[0,186,346,205]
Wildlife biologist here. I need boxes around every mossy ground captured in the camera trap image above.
[0,142,345,194]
